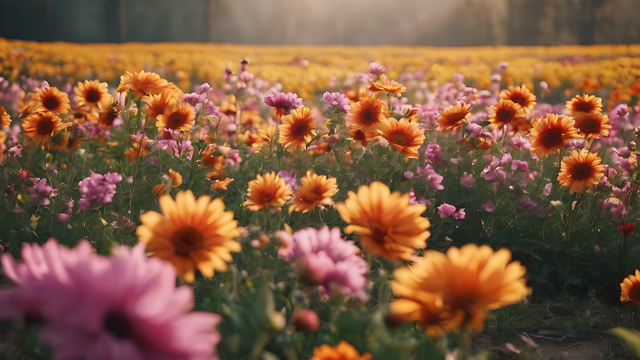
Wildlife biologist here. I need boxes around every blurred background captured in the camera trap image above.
[0,0,639,45]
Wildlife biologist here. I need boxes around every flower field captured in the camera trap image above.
[1,39,640,359]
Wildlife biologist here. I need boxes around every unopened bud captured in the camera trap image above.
[292,309,320,332]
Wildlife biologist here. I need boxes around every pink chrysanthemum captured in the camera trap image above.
[263,92,303,118]
[0,239,222,360]
[278,226,368,300]
[78,172,122,210]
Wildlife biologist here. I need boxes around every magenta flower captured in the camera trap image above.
[511,160,529,172]
[157,129,194,160]
[417,164,444,190]
[263,92,302,116]
[482,200,496,212]
[277,170,298,192]
[437,203,465,219]
[424,143,441,160]
[29,178,57,206]
[278,227,368,300]
[78,172,122,210]
[467,123,483,138]
[460,173,477,188]
[368,62,386,75]
[0,240,221,360]
[408,187,430,206]
[321,92,350,112]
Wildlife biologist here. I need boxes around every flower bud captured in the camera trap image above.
[292,309,320,332]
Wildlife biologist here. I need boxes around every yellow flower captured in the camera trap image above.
[0,105,12,128]
[437,102,471,132]
[499,84,537,114]
[278,107,316,149]
[244,172,293,211]
[74,80,112,110]
[289,171,338,213]
[378,117,425,159]
[22,112,69,147]
[116,70,176,98]
[557,149,605,193]
[336,181,430,261]
[566,94,603,115]
[368,75,406,97]
[136,190,241,283]
[310,341,372,360]
[156,102,196,132]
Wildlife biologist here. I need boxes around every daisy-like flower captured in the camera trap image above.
[124,134,154,163]
[557,149,605,193]
[336,181,430,261]
[368,75,406,97]
[142,91,176,120]
[346,94,389,133]
[310,341,372,360]
[390,244,530,336]
[156,102,196,132]
[116,70,175,98]
[0,105,11,128]
[499,84,537,114]
[347,128,379,148]
[74,80,112,110]
[34,86,71,115]
[573,112,611,138]
[0,239,222,360]
[263,92,303,119]
[378,117,426,159]
[529,114,578,158]
[22,112,69,147]
[137,190,241,283]
[621,270,640,305]
[436,102,471,132]
[98,105,122,129]
[278,106,317,149]
[153,169,183,196]
[289,171,338,213]
[243,172,293,211]
[488,100,524,130]
[566,94,603,115]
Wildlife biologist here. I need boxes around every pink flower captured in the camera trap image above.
[600,197,626,218]
[321,92,350,112]
[29,178,57,206]
[157,129,194,160]
[460,173,476,188]
[482,200,496,212]
[408,187,430,206]
[511,160,529,172]
[78,172,122,210]
[368,62,386,76]
[0,240,221,360]
[438,203,465,219]
[417,164,444,190]
[278,227,368,300]
[467,123,483,138]
[263,92,302,116]
[424,144,441,160]
[277,170,298,191]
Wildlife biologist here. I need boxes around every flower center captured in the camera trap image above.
[100,110,118,127]
[540,128,563,149]
[171,226,205,257]
[629,284,640,302]
[360,106,375,125]
[570,163,593,180]
[291,121,310,138]
[573,101,593,113]
[444,112,466,125]
[85,88,101,103]
[167,112,186,129]
[509,94,526,106]
[391,131,407,145]
[36,117,54,135]
[497,108,514,123]
[103,311,133,340]
[43,96,59,111]
[578,116,599,133]
[299,185,324,204]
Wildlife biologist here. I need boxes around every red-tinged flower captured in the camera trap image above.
[618,221,635,237]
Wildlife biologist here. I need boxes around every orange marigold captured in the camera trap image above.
[143,91,176,120]
[22,112,69,147]
[378,117,425,159]
[243,172,293,211]
[346,94,389,133]
[488,100,525,130]
[436,102,471,132]
[557,149,605,193]
[289,171,338,213]
[75,80,112,110]
[278,106,317,149]
[34,86,71,115]
[621,270,640,306]
[117,70,176,98]
[565,94,602,116]
[368,75,406,97]
[529,114,578,158]
[336,181,430,261]
[499,84,537,114]
[156,102,196,132]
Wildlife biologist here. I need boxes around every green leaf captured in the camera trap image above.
[608,327,640,358]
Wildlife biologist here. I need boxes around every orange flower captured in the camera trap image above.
[238,130,268,149]
[557,149,605,193]
[529,114,578,158]
[310,341,372,360]
[336,181,430,261]
[621,270,640,306]
[34,87,71,115]
[278,107,317,149]
[124,135,154,163]
[488,100,524,130]
[0,105,11,128]
[390,244,530,336]
[368,75,406,97]
[565,94,602,115]
[156,102,196,132]
[258,125,277,144]
[243,172,293,211]
[137,190,241,283]
[75,80,112,110]
[22,112,69,147]
[153,169,183,196]
[97,105,121,129]
[116,70,175,98]
[573,112,611,138]
[289,171,338,213]
[499,85,537,114]
[143,91,176,120]
[436,102,471,131]
[346,94,389,133]
[211,178,234,191]
[378,117,425,159]
[347,128,379,148]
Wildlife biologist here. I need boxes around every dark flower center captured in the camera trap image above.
[444,112,467,125]
[629,284,640,302]
[291,121,310,138]
[360,107,375,125]
[570,163,593,180]
[85,89,101,103]
[171,226,205,256]
[578,116,599,133]
[540,128,563,148]
[100,110,118,127]
[36,117,55,135]
[391,131,407,145]
[497,108,514,123]
[43,96,59,111]
[509,94,527,106]
[103,311,133,340]
[167,112,186,129]
[573,101,593,113]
